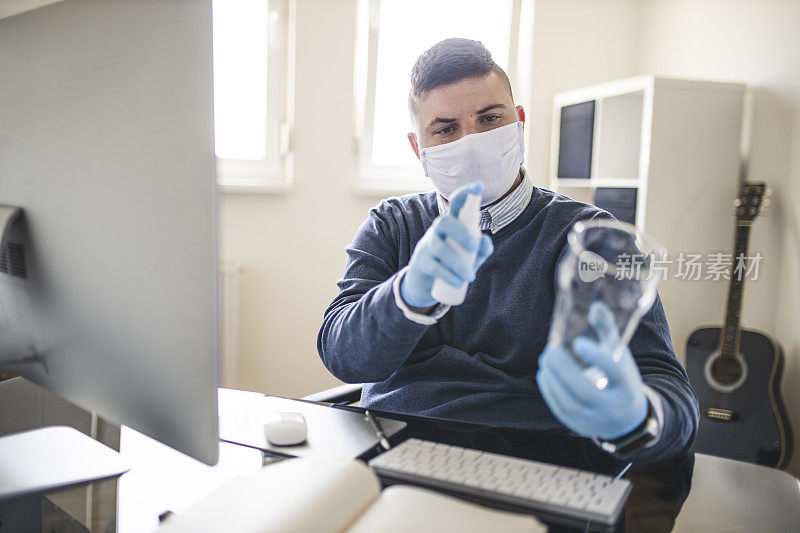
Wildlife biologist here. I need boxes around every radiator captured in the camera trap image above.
[219,261,241,388]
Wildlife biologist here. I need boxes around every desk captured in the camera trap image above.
[344,405,800,532]
[2,388,799,532]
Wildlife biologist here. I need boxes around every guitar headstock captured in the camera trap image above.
[733,182,769,222]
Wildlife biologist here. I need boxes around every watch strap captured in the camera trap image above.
[594,400,659,458]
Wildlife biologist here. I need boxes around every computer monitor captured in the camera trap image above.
[0,0,219,465]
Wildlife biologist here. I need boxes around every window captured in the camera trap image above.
[354,0,521,193]
[212,0,292,192]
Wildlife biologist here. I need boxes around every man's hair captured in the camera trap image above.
[408,38,513,124]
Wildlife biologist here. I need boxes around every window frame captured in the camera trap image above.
[215,0,295,194]
[352,0,524,196]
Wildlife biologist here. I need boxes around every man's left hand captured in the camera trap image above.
[536,302,648,441]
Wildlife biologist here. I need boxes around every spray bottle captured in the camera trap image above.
[431,193,482,306]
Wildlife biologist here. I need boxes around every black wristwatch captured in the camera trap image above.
[593,401,659,458]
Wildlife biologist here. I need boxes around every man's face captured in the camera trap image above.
[408,71,525,156]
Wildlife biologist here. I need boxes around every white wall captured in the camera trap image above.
[0,0,63,19]
[221,0,379,397]
[528,0,641,187]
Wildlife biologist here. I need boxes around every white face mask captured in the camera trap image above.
[419,120,525,204]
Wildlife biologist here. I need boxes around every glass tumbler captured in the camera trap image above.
[547,219,668,389]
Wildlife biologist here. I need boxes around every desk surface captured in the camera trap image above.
[3,388,799,532]
[341,401,800,532]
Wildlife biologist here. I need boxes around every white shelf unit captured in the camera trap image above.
[548,75,745,233]
[548,75,747,358]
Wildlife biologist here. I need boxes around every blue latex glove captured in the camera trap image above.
[536,301,648,440]
[400,182,494,308]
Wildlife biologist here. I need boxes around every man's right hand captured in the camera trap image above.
[400,182,494,309]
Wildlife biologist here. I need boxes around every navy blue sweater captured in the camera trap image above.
[318,187,699,461]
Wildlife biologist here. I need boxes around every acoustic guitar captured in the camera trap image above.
[685,182,792,468]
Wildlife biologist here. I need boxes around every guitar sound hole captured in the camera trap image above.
[710,357,744,386]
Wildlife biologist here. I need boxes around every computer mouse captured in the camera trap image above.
[263,411,307,446]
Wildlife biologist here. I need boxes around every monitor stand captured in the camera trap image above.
[0,426,128,501]
[1,207,128,499]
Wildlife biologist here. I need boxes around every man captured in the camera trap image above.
[318,39,698,461]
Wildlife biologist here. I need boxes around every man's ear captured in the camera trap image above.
[516,105,526,126]
[407,132,421,159]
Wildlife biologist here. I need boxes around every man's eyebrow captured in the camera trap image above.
[426,116,457,130]
[425,104,508,130]
[476,103,507,114]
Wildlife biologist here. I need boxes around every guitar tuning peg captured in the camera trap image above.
[763,198,771,207]
[765,188,773,197]
[733,198,742,207]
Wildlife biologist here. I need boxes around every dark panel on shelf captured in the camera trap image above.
[594,187,638,225]
[557,101,595,179]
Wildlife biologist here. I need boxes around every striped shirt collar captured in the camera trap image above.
[436,167,534,234]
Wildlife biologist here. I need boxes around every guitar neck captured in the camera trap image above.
[720,222,751,358]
